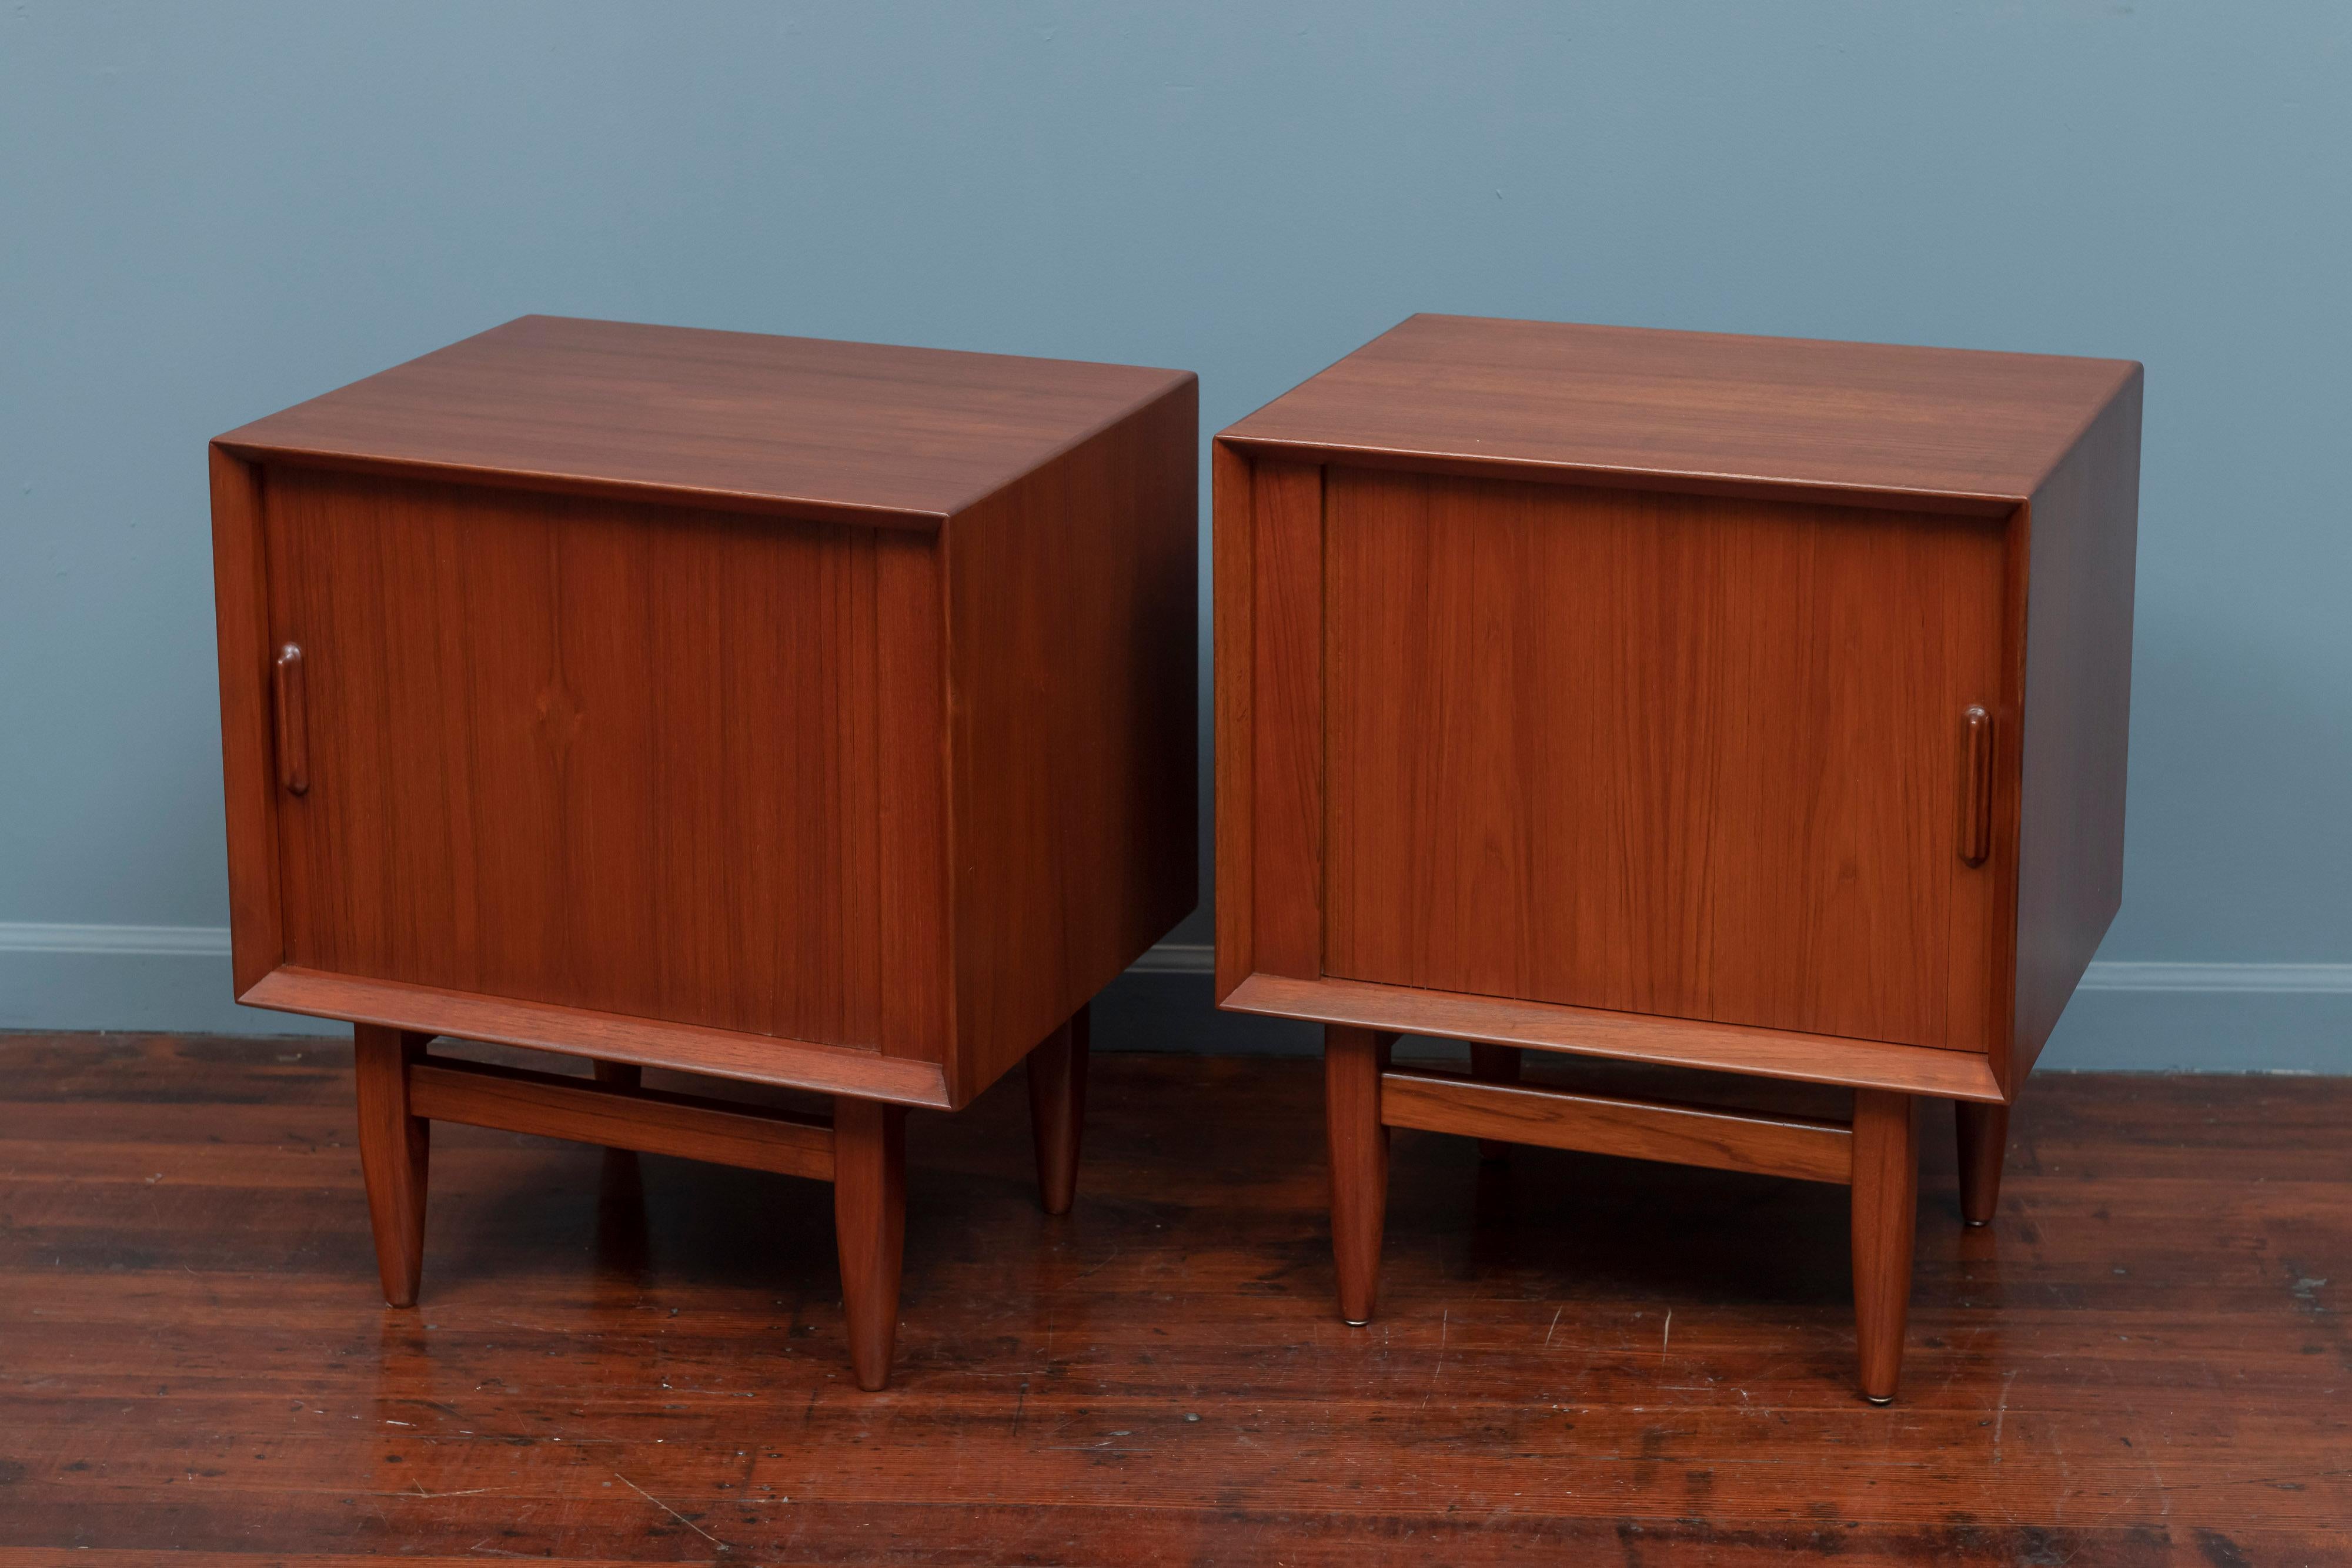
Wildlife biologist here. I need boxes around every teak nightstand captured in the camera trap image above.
[1214,315,2139,1402]
[209,315,1197,1389]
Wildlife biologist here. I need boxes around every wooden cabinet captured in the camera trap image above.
[211,315,1197,1388]
[1214,314,2140,1401]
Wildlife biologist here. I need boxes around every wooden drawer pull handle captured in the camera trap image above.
[1959,704,1991,865]
[274,643,309,796]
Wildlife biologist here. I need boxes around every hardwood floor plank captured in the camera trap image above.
[1,1035,2346,1563]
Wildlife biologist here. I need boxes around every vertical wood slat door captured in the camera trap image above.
[1324,467,2009,1053]
[264,466,893,1049]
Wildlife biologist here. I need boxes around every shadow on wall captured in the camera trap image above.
[1093,972,1318,1057]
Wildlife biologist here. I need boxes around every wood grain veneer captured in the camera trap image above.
[1221,973,2006,1102]
[832,1096,907,1393]
[207,446,282,996]
[350,1024,429,1308]
[1379,1068,1855,1186]
[1248,459,1325,981]
[2010,373,2142,1084]
[947,386,1198,1099]
[1324,469,2006,1052]
[1024,1006,1090,1219]
[242,965,957,1108]
[216,314,1188,527]
[1849,1089,1921,1404]
[1954,1098,2010,1226]
[1223,312,2137,512]
[1325,1026,1392,1326]
[406,1057,834,1182]
[263,467,898,1051]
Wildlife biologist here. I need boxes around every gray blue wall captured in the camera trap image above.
[5,2,2347,1067]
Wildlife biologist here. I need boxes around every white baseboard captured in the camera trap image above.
[0,922,239,956]
[3,924,2346,1069]
[2072,961,2352,993]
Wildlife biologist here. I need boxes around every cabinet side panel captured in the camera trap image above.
[209,446,283,995]
[1251,460,1327,979]
[1211,440,1255,1000]
[263,469,888,1049]
[2013,374,2142,1077]
[1325,469,2007,1051]
[946,383,1200,1100]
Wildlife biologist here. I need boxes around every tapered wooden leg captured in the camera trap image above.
[1327,1025,1394,1326]
[587,1066,643,1277]
[593,1145,649,1281]
[833,1097,907,1392]
[353,1024,430,1308]
[1851,1089,1919,1405]
[1468,1044,1521,1162]
[1956,1099,2010,1228]
[1026,1004,1088,1216]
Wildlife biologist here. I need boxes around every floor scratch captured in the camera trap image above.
[1661,1310,1672,1356]
[1993,1369,2019,1464]
[614,1472,728,1551]
[1544,1306,1562,1348]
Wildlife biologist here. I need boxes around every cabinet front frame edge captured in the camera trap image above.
[241,966,957,1108]
[211,442,949,533]
[876,526,960,1079]
[1212,436,2024,520]
[1987,502,2033,1101]
[1246,456,1327,980]
[209,444,285,997]
[1211,438,1255,1001]
[1222,971,2005,1102]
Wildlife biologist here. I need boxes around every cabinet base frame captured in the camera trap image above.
[351,1005,1091,1392]
[1331,1031,1976,1405]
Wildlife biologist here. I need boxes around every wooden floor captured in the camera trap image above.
[1,1034,2346,1565]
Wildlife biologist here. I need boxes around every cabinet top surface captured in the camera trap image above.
[215,316,1194,525]
[1220,315,2140,506]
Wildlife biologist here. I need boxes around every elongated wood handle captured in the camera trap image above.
[273,643,309,796]
[1959,704,1991,865]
